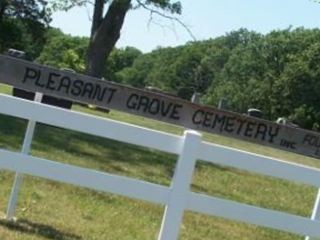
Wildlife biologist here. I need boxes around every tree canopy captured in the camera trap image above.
[0,0,51,24]
[0,0,51,58]
[50,0,183,78]
[34,26,320,130]
[112,28,320,130]
[1,4,320,131]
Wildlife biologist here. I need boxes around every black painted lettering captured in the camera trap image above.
[314,136,320,147]
[71,80,84,96]
[244,121,256,137]
[126,94,139,109]
[303,134,313,145]
[57,76,71,94]
[236,119,247,135]
[303,134,320,148]
[35,73,45,88]
[160,102,173,117]
[268,126,280,143]
[203,112,213,127]
[91,85,104,101]
[137,96,149,112]
[254,123,267,141]
[280,139,296,149]
[170,104,182,120]
[23,67,40,84]
[149,98,160,115]
[192,109,204,125]
[106,88,117,103]
[289,142,296,149]
[212,114,226,132]
[224,117,235,133]
[46,72,59,90]
[82,82,94,98]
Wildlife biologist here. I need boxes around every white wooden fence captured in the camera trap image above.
[1,93,320,239]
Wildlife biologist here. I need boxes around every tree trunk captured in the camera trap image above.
[90,0,105,37]
[0,0,7,24]
[86,0,131,78]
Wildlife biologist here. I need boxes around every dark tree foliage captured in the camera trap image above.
[0,0,51,24]
[36,29,141,80]
[116,28,320,130]
[104,46,142,81]
[52,0,182,78]
[0,0,51,58]
[36,28,89,72]
[86,0,182,78]
[16,24,320,130]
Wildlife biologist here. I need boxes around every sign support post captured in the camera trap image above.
[6,92,43,220]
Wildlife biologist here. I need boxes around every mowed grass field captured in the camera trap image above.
[0,83,320,240]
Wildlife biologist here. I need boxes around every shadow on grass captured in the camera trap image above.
[33,123,177,174]
[0,113,177,183]
[0,218,81,240]
[0,114,27,150]
[0,112,176,166]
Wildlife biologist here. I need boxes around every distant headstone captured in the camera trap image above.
[247,108,263,119]
[191,92,201,104]
[218,98,228,110]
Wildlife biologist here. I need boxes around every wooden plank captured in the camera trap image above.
[1,54,320,159]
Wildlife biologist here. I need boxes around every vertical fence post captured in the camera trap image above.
[157,130,202,240]
[305,189,320,240]
[6,92,43,220]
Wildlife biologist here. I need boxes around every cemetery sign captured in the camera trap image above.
[1,54,320,159]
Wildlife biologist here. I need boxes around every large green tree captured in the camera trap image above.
[51,0,182,78]
[36,29,142,82]
[0,0,51,25]
[0,0,51,57]
[36,29,88,72]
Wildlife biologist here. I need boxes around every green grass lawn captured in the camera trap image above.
[0,84,319,240]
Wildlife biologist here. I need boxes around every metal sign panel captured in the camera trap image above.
[1,54,320,159]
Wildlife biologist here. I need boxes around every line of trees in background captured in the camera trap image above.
[1,21,320,131]
[0,0,49,59]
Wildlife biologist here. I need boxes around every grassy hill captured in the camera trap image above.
[0,84,319,240]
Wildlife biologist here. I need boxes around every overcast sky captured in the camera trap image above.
[51,0,320,52]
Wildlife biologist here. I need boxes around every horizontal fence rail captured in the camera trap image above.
[187,193,320,237]
[1,93,320,239]
[199,142,320,188]
[0,149,320,237]
[0,149,170,205]
[0,94,183,155]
